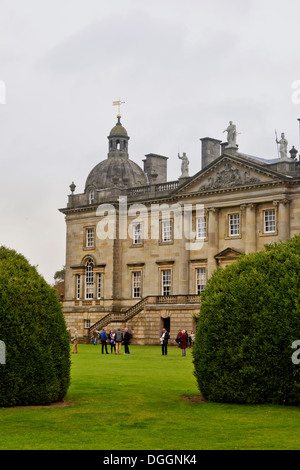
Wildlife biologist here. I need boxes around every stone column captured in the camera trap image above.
[177,208,189,295]
[244,203,257,254]
[207,207,219,279]
[112,208,122,302]
[274,199,290,242]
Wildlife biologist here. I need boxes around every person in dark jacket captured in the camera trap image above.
[160,328,170,355]
[115,328,123,355]
[123,328,131,354]
[99,328,109,354]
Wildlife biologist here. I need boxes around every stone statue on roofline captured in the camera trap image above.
[178,152,189,178]
[223,121,238,149]
[275,131,288,160]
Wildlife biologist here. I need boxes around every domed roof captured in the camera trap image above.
[109,122,128,138]
[85,115,148,191]
[85,157,148,191]
[109,116,128,138]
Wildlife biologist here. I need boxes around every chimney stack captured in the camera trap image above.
[200,137,222,170]
[143,154,168,184]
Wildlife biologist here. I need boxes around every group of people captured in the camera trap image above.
[160,329,195,356]
[70,326,195,356]
[91,327,131,355]
[175,330,195,356]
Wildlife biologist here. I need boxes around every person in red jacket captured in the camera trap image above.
[177,330,187,356]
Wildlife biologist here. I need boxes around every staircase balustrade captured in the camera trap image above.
[88,294,200,333]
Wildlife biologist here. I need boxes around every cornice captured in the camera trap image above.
[59,177,295,216]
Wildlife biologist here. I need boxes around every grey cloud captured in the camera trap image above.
[35,12,188,75]
[2,0,300,285]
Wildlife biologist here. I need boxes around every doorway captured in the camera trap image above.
[162,317,170,333]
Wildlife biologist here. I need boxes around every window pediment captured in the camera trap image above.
[215,247,243,268]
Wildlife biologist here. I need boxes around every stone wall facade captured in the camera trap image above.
[60,118,300,344]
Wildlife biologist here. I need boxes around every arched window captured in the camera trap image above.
[85,259,94,299]
[89,189,95,204]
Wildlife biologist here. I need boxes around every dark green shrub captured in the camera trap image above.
[193,235,300,405]
[0,247,70,407]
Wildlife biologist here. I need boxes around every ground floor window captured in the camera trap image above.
[229,213,240,236]
[196,267,206,294]
[132,271,142,298]
[76,274,81,300]
[162,269,172,296]
[133,223,143,245]
[85,259,94,299]
[74,261,104,300]
[97,273,102,299]
[196,216,207,239]
[162,220,172,243]
[264,209,276,233]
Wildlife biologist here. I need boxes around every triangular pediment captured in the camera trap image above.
[214,247,244,268]
[215,247,243,260]
[176,153,289,195]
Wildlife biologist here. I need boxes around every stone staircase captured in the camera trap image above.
[88,296,151,333]
[88,294,200,334]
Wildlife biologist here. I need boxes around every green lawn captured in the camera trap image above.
[0,344,300,450]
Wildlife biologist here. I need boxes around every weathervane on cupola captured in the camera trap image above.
[112,99,125,119]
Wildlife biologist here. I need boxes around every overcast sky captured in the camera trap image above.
[1,0,300,284]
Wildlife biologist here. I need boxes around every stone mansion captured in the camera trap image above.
[59,113,300,344]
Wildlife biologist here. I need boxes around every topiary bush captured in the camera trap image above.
[193,235,300,405]
[0,246,71,407]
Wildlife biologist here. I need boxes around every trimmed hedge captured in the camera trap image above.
[193,236,300,405]
[0,247,70,407]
